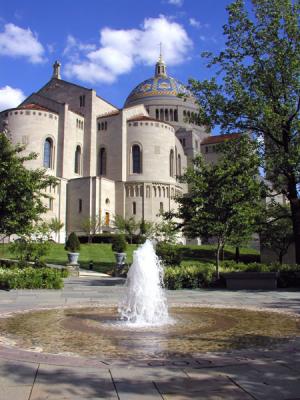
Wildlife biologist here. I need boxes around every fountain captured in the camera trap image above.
[0,240,299,360]
[118,240,170,326]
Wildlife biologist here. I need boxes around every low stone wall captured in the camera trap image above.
[223,272,279,290]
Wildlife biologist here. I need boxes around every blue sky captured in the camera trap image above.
[0,0,237,111]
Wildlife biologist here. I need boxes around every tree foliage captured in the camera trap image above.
[0,133,57,240]
[81,215,101,244]
[113,215,138,244]
[48,217,64,243]
[173,136,264,277]
[65,232,80,252]
[190,0,300,263]
[259,202,294,264]
[10,222,52,265]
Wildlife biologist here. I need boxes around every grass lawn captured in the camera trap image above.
[0,242,259,274]
[0,243,139,274]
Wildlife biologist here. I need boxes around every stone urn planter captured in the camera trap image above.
[65,232,81,277]
[67,252,80,265]
[111,235,127,277]
[115,252,126,266]
[223,272,279,290]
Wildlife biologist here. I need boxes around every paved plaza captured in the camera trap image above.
[0,276,300,399]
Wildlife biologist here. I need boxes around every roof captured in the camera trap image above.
[201,133,241,145]
[17,103,58,113]
[124,75,193,106]
[127,115,174,128]
[98,110,121,119]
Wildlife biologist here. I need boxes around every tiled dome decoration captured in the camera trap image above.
[125,76,193,106]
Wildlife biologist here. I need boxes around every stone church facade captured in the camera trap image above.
[0,56,225,243]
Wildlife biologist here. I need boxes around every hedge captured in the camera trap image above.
[156,242,182,266]
[0,267,68,290]
[164,264,215,289]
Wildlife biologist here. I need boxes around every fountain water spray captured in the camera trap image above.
[118,240,170,326]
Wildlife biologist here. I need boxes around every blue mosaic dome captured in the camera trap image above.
[125,75,193,106]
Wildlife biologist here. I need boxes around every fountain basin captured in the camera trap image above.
[0,306,299,360]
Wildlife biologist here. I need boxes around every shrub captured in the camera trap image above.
[164,263,215,289]
[65,232,80,252]
[156,242,182,266]
[10,236,50,263]
[111,235,127,253]
[0,267,67,290]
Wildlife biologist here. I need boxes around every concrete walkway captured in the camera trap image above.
[0,277,299,399]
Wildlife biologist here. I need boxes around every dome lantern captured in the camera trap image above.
[155,43,167,78]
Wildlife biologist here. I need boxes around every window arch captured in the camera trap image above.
[169,149,174,177]
[132,144,142,174]
[74,145,82,174]
[177,154,181,176]
[43,138,53,169]
[165,109,169,121]
[99,147,107,176]
[174,109,178,121]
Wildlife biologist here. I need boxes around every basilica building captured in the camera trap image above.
[0,55,223,243]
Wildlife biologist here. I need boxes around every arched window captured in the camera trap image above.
[99,147,107,176]
[158,187,161,197]
[132,202,136,215]
[74,145,81,174]
[132,144,142,173]
[169,149,174,177]
[43,138,53,169]
[160,109,164,120]
[160,202,164,213]
[177,154,181,176]
[156,109,159,119]
[170,109,174,121]
[165,109,169,121]
[174,110,178,122]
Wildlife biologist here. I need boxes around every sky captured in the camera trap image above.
[0,0,239,111]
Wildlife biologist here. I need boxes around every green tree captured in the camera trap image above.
[113,215,138,244]
[0,133,57,241]
[189,0,300,263]
[81,215,101,244]
[48,217,64,243]
[173,136,264,278]
[153,219,180,245]
[10,222,51,265]
[139,219,154,238]
[259,202,294,264]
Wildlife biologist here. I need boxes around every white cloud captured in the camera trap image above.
[0,23,45,63]
[189,18,200,28]
[167,0,184,6]
[64,15,192,84]
[189,18,210,29]
[0,85,25,111]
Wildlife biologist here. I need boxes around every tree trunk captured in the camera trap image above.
[235,246,240,263]
[288,179,300,264]
[216,243,221,279]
